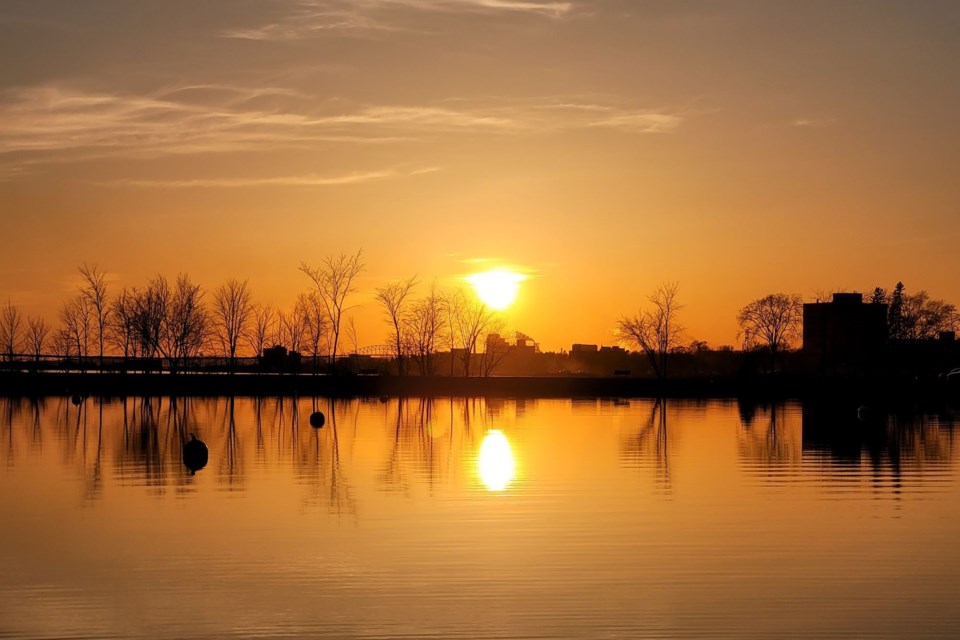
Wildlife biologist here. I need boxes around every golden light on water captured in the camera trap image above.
[466,269,527,311]
[478,429,516,492]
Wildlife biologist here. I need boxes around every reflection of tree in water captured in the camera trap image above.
[81,398,106,505]
[620,398,671,490]
[884,413,954,469]
[379,397,487,494]
[216,396,243,490]
[120,397,166,492]
[298,397,355,517]
[112,396,201,495]
[737,402,800,468]
[1,397,27,466]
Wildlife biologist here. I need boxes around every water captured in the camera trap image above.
[1,396,959,639]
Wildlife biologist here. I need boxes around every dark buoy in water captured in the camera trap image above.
[309,411,325,428]
[379,395,389,403]
[183,433,208,474]
[71,394,83,406]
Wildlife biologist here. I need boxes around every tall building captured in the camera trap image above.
[803,293,887,372]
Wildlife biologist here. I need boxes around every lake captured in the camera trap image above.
[1,396,958,639]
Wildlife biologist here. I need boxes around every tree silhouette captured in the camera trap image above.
[449,288,498,376]
[901,290,959,339]
[618,282,683,380]
[78,264,109,368]
[737,293,803,372]
[246,304,274,358]
[869,287,887,305]
[299,292,327,374]
[375,275,418,375]
[58,295,93,359]
[161,274,209,371]
[132,277,168,361]
[212,278,253,369]
[300,250,365,368]
[109,288,139,358]
[0,301,23,363]
[406,282,445,375]
[25,316,49,362]
[888,281,905,339]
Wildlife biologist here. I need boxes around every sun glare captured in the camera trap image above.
[478,430,516,492]
[466,269,527,310]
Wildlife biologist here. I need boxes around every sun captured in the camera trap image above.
[466,269,527,310]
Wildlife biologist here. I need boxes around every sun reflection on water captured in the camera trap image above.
[478,429,516,491]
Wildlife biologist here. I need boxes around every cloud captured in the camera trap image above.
[222,0,573,40]
[0,84,685,178]
[588,112,683,133]
[95,167,440,189]
[0,85,417,159]
[792,117,836,128]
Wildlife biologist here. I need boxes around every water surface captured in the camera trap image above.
[1,396,958,639]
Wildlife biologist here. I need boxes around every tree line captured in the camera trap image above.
[618,282,959,379]
[0,251,514,376]
[1,259,957,378]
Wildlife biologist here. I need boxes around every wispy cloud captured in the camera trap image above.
[588,112,682,134]
[0,85,682,157]
[0,84,685,180]
[95,167,439,189]
[0,85,415,159]
[792,117,836,128]
[223,0,573,40]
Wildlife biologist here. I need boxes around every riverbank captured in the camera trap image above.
[1,371,956,404]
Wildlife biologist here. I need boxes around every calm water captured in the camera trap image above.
[1,396,959,639]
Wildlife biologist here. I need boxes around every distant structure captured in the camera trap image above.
[803,293,887,373]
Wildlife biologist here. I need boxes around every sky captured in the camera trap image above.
[1,0,959,351]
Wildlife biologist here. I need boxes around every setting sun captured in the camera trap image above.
[466,269,527,311]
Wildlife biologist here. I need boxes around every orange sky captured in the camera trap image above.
[1,1,959,351]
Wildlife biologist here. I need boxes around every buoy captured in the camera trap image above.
[70,394,83,406]
[309,411,325,428]
[379,395,389,403]
[183,433,209,474]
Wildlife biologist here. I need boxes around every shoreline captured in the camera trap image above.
[1,371,955,404]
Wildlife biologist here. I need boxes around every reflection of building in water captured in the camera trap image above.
[803,293,887,373]
[800,403,955,491]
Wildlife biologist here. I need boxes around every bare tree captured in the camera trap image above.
[276,308,306,354]
[109,288,139,358]
[450,288,498,376]
[441,288,464,375]
[78,263,109,366]
[375,275,418,375]
[298,292,327,373]
[132,277,169,360]
[25,316,49,362]
[160,274,209,370]
[212,278,253,368]
[406,282,445,375]
[478,323,511,377]
[59,295,93,359]
[901,290,959,339]
[618,282,684,380]
[0,301,23,362]
[346,316,361,373]
[300,250,365,367]
[737,293,803,371]
[246,304,274,357]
